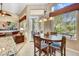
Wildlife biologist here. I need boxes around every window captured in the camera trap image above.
[51,3,74,11]
[54,11,77,40]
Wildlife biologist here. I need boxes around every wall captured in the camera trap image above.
[19,6,27,41]
[66,39,79,52]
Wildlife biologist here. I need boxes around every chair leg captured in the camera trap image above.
[64,47,66,56]
[43,47,49,56]
[39,49,41,56]
[34,47,36,56]
[44,52,49,56]
[50,46,53,56]
[61,48,63,56]
[47,46,50,56]
[46,53,49,56]
[53,49,56,56]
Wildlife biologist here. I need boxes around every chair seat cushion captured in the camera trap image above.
[41,41,48,49]
[51,42,61,47]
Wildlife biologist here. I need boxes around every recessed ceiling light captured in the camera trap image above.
[43,18,47,22]
[39,20,42,22]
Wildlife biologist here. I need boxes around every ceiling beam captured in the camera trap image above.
[19,15,26,22]
[49,3,79,17]
[47,3,56,7]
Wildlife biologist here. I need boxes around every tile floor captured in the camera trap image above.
[16,41,79,56]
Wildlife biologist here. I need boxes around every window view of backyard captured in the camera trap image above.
[54,11,76,36]
[52,3,77,40]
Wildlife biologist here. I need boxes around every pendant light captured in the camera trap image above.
[0,3,11,16]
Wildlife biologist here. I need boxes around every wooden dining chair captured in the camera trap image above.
[51,36,66,56]
[50,32,57,35]
[34,35,49,56]
[44,32,50,38]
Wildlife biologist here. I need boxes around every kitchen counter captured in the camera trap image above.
[0,30,25,56]
[0,30,20,37]
[0,30,19,33]
[0,36,17,56]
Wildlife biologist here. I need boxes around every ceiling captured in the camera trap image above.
[0,3,55,22]
[0,3,54,16]
[0,3,26,15]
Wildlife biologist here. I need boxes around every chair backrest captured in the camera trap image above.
[45,32,57,38]
[51,36,66,56]
[44,32,50,38]
[50,32,57,35]
[34,35,46,49]
[51,36,66,48]
[34,35,41,49]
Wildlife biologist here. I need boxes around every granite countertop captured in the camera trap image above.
[0,36,17,56]
[0,30,20,33]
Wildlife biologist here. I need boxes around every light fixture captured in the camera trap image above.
[49,17,54,20]
[39,9,48,22]
[0,3,11,16]
[39,20,42,22]
[43,18,47,22]
[43,10,48,22]
[20,28,24,31]
[2,48,5,51]
[20,28,24,33]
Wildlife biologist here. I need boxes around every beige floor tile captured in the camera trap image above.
[16,41,79,56]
